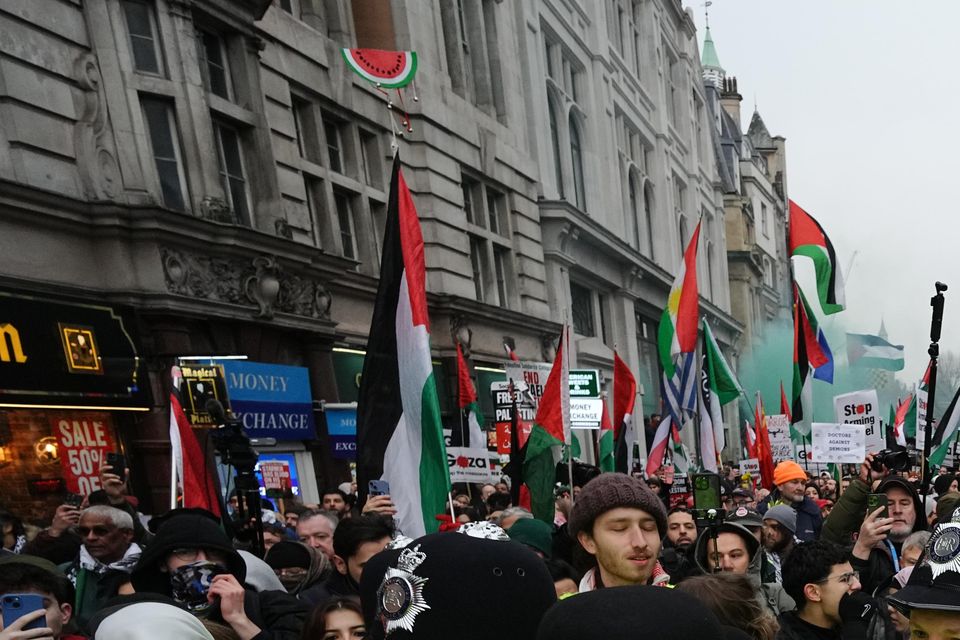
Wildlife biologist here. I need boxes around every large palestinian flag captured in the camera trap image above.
[788,200,845,315]
[356,156,450,538]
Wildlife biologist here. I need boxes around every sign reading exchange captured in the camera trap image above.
[221,361,317,441]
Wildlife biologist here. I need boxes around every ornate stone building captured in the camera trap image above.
[0,0,747,512]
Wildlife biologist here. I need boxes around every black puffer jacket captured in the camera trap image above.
[130,512,307,640]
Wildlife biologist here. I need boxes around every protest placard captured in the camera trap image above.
[766,414,795,463]
[811,422,866,464]
[833,389,884,454]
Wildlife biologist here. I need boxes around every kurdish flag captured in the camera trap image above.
[523,327,571,523]
[847,333,905,372]
[930,384,960,468]
[789,200,845,315]
[356,157,450,538]
[599,397,615,473]
[453,343,486,449]
[658,221,702,374]
[613,351,638,474]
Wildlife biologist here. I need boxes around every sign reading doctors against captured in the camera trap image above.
[811,422,866,464]
[833,389,884,455]
[221,361,317,440]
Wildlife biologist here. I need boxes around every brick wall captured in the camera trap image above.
[0,411,64,526]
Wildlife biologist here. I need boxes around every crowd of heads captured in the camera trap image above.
[1,455,959,639]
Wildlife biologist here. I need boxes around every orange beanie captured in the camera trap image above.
[772,461,807,486]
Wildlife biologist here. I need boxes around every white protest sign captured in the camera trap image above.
[833,389,884,455]
[766,414,795,463]
[741,458,761,478]
[811,422,866,464]
[446,447,494,483]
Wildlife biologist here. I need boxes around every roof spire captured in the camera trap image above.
[700,2,724,87]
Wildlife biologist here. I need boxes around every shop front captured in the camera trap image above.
[0,290,148,523]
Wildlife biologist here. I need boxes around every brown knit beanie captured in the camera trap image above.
[568,473,667,538]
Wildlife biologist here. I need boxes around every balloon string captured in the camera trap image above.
[396,89,413,133]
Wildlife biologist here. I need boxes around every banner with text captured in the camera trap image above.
[52,413,118,495]
[833,389,884,455]
[811,422,866,463]
[325,405,357,460]
[766,414,795,463]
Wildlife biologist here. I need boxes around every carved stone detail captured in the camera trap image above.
[275,218,294,239]
[200,197,235,223]
[540,333,559,363]
[160,248,332,320]
[450,315,472,356]
[74,53,122,201]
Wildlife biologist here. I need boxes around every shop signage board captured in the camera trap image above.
[325,404,357,460]
[221,361,316,440]
[569,370,600,397]
[51,413,117,495]
[179,364,229,427]
[570,398,603,429]
[0,292,145,408]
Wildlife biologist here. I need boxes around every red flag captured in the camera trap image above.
[504,343,520,362]
[755,394,775,491]
[744,420,758,459]
[456,343,477,407]
[169,367,221,516]
[780,381,791,422]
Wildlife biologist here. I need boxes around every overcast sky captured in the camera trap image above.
[701,2,960,385]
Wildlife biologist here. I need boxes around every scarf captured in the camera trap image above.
[78,542,142,575]
[577,561,671,592]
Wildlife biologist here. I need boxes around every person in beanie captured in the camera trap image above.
[359,527,556,640]
[263,540,330,606]
[506,517,553,558]
[758,461,822,542]
[567,472,670,590]
[130,510,307,640]
[763,505,798,584]
[535,584,727,640]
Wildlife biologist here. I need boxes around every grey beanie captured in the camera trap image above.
[763,505,797,534]
[568,473,667,538]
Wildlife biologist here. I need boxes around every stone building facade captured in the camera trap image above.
[0,0,745,513]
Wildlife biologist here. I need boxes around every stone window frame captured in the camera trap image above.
[461,170,517,310]
[438,0,506,121]
[139,95,190,211]
[121,0,167,77]
[544,29,590,212]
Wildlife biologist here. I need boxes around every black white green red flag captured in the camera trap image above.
[791,284,831,438]
[355,157,450,538]
[789,200,845,315]
[168,366,221,515]
[930,384,960,469]
[453,343,486,449]
[613,351,637,474]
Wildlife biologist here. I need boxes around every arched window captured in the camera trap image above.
[548,97,564,198]
[628,172,641,249]
[643,181,655,258]
[570,115,586,211]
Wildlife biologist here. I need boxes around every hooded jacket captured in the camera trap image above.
[130,513,307,640]
[821,476,927,594]
[758,491,823,542]
[693,521,795,616]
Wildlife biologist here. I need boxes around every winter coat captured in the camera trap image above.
[758,491,823,542]
[693,522,796,616]
[658,537,698,584]
[821,477,927,595]
[776,612,842,640]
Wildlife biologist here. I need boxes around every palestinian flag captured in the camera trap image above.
[791,284,831,436]
[356,157,450,538]
[599,397,615,473]
[646,415,673,476]
[893,394,912,447]
[930,384,960,468]
[744,419,758,459]
[613,351,638,474]
[453,343,486,449]
[168,366,221,516]
[523,327,571,523]
[788,200,845,315]
[847,333,905,372]
[658,220,701,414]
[915,362,931,441]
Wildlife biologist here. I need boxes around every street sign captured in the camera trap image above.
[569,369,600,397]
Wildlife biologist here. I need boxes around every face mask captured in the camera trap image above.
[170,560,227,615]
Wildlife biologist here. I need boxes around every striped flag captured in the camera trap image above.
[523,327,571,523]
[613,351,638,474]
[744,419,758,459]
[356,157,451,538]
[659,220,702,416]
[893,394,913,447]
[792,284,831,437]
[847,333,905,372]
[453,343,486,449]
[504,343,520,362]
[930,384,960,468]
[168,366,221,515]
[789,200,845,314]
[701,319,741,460]
[646,415,673,477]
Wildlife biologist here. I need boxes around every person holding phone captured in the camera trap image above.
[0,556,85,640]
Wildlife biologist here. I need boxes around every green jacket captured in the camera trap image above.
[821,478,871,544]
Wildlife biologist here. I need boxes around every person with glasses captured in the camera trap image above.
[57,505,140,629]
[778,540,886,640]
[131,511,307,640]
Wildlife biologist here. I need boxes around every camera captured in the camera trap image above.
[870,447,912,473]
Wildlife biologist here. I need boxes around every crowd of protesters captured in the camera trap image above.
[1,451,959,640]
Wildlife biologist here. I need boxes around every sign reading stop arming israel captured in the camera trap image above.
[833,389,884,455]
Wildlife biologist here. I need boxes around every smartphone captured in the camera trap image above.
[692,473,722,512]
[867,493,888,519]
[1,594,47,631]
[63,492,83,508]
[105,452,126,482]
[368,479,390,497]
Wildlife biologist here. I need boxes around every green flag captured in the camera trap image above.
[703,320,742,405]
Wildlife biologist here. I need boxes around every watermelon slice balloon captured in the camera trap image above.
[342,49,418,89]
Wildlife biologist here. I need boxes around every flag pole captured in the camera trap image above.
[169,443,177,510]
[565,328,575,505]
